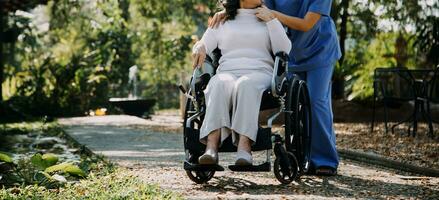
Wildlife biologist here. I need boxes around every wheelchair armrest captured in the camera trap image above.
[208,48,222,69]
[271,51,290,97]
[188,52,220,103]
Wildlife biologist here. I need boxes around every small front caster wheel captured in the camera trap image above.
[186,170,215,184]
[274,152,299,184]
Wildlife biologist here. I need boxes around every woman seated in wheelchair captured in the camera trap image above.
[191,0,291,166]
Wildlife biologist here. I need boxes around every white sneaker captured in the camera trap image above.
[235,150,253,166]
[198,149,218,165]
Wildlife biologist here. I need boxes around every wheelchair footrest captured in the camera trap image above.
[184,161,225,171]
[228,162,271,172]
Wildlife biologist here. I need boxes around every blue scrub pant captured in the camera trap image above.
[297,66,339,169]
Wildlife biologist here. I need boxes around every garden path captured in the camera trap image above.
[59,115,439,199]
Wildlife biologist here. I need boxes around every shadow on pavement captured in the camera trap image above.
[197,174,437,199]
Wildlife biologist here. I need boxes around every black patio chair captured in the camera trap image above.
[370,68,416,134]
[427,66,439,133]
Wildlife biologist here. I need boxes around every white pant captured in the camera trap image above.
[200,69,272,145]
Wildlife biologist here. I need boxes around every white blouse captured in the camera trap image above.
[195,9,292,73]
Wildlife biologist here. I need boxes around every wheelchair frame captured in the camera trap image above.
[179,51,312,184]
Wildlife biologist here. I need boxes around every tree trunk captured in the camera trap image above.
[338,0,349,66]
[395,32,408,68]
[0,11,5,102]
[330,0,339,23]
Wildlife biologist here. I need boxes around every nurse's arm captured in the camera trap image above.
[272,11,321,32]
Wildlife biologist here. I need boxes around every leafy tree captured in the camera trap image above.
[3,0,133,116]
[331,0,438,100]
[1,0,49,103]
[128,0,217,108]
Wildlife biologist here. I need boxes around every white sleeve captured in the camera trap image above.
[266,18,292,55]
[193,28,218,54]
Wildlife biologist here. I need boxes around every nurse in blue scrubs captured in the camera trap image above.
[210,0,341,175]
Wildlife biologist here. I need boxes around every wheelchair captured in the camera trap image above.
[178,49,312,184]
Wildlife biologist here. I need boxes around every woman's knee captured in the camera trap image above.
[206,73,235,95]
[209,73,235,88]
[234,76,261,92]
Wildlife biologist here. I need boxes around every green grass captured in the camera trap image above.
[0,168,181,200]
[0,121,181,200]
[0,121,64,138]
[0,121,49,134]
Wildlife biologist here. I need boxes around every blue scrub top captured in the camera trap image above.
[265,0,341,71]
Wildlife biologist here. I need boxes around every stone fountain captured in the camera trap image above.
[109,65,156,118]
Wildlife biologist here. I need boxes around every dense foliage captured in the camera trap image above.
[1,0,217,118]
[0,0,438,118]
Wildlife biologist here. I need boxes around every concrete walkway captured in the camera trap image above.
[59,115,439,199]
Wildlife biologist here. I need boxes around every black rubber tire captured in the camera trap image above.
[285,79,312,174]
[183,97,215,184]
[186,170,215,184]
[183,97,204,156]
[274,152,299,184]
[284,77,300,151]
[294,81,312,174]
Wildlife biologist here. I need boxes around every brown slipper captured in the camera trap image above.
[315,166,337,176]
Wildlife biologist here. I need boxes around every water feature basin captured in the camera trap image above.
[109,98,156,118]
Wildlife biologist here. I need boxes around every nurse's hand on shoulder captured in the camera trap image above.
[192,42,206,69]
[209,10,226,28]
[256,6,275,22]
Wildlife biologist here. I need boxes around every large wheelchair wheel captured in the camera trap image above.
[183,99,215,184]
[285,78,312,174]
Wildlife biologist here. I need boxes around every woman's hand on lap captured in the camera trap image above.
[256,6,275,22]
[192,43,207,69]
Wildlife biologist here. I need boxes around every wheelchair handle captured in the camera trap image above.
[271,51,290,97]
[178,84,195,102]
[190,68,203,97]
